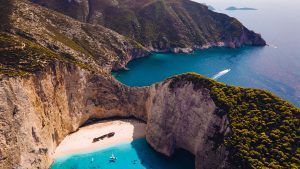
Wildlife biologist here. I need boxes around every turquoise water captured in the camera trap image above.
[113,0,300,107]
[113,46,300,106]
[51,138,195,169]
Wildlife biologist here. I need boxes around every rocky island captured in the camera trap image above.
[226,6,258,11]
[0,0,298,169]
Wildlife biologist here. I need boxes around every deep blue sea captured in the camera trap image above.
[51,138,195,169]
[113,0,300,107]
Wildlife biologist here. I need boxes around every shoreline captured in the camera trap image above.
[112,44,265,73]
[53,119,146,159]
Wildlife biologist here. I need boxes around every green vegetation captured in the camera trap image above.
[30,0,266,52]
[104,7,138,39]
[37,0,263,49]
[46,25,92,57]
[0,0,13,31]
[0,33,60,76]
[170,73,299,169]
[0,33,92,76]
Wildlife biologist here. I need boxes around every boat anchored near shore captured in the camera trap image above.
[109,153,117,162]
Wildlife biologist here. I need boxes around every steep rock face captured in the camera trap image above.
[0,62,149,169]
[146,74,299,169]
[0,2,151,167]
[146,80,230,169]
[0,70,299,169]
[0,0,13,31]
[30,0,266,52]
[31,0,90,22]
[3,0,149,75]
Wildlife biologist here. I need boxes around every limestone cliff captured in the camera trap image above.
[0,1,152,167]
[146,80,230,169]
[146,74,299,169]
[0,61,149,169]
[1,70,298,169]
[1,0,149,75]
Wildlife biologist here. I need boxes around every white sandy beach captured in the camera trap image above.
[53,119,146,158]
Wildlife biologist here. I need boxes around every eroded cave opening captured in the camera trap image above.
[80,116,146,128]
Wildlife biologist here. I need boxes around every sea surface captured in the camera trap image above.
[113,0,300,107]
[51,138,195,169]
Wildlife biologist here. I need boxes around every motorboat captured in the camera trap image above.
[109,153,117,162]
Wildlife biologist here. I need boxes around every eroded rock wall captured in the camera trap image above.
[0,66,233,169]
[29,0,266,53]
[146,80,230,169]
[0,63,234,169]
[0,62,149,169]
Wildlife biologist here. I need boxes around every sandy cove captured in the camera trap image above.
[53,119,146,159]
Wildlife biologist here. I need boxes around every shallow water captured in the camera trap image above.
[51,138,195,169]
[113,0,300,107]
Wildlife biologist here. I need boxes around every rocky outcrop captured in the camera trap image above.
[30,0,266,52]
[0,64,232,169]
[30,0,90,22]
[4,0,149,74]
[0,62,150,169]
[145,74,299,169]
[1,67,298,169]
[146,79,230,169]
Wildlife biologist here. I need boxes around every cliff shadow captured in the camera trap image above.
[0,0,13,31]
[130,128,195,169]
[80,116,145,128]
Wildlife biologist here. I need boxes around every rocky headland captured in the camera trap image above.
[0,0,298,169]
[31,0,266,53]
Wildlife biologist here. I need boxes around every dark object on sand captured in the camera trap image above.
[107,132,115,138]
[92,132,115,143]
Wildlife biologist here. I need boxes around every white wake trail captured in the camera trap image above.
[212,69,231,80]
[268,44,278,49]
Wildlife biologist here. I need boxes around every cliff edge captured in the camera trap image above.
[146,73,299,169]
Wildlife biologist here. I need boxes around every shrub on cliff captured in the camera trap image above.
[0,33,90,76]
[169,73,300,169]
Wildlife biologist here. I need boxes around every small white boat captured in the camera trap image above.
[109,153,117,162]
[212,69,231,80]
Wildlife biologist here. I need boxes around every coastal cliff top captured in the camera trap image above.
[0,0,265,77]
[169,73,300,168]
[31,0,266,49]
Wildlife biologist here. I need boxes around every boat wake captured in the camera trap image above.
[212,69,231,80]
[268,44,278,49]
